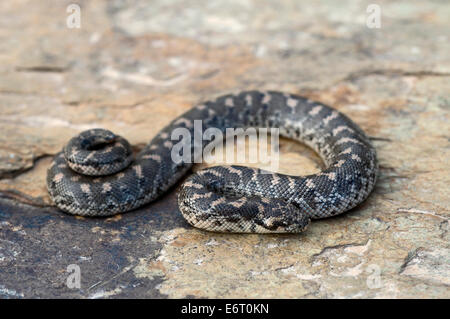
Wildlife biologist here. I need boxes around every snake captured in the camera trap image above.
[47,90,378,233]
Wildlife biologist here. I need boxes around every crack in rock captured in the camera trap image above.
[399,247,450,286]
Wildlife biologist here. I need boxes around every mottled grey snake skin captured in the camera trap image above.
[47,91,378,233]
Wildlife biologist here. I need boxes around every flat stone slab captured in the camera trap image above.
[0,1,449,298]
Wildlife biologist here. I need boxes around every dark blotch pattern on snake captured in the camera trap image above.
[47,91,378,233]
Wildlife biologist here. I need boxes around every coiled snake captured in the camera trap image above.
[47,91,378,233]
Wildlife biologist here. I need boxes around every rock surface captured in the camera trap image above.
[0,0,448,298]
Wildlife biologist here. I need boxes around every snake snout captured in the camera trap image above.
[254,199,311,233]
[64,128,133,176]
[178,172,310,233]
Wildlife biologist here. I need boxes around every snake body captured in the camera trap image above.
[47,91,378,233]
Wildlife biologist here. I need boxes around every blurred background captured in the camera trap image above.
[0,1,448,298]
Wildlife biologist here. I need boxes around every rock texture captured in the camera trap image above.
[0,0,448,298]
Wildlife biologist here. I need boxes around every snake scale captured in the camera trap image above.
[47,90,378,233]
